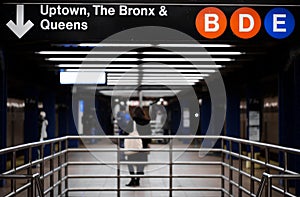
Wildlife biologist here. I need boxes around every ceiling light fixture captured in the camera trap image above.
[64,68,216,73]
[48,57,233,62]
[107,73,209,77]
[57,64,223,69]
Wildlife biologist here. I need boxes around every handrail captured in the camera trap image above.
[0,173,44,197]
[66,135,300,154]
[0,136,67,154]
[0,135,300,197]
[1,135,300,155]
[256,172,300,197]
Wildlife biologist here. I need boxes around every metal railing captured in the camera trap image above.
[0,173,43,197]
[0,135,299,197]
[256,172,300,197]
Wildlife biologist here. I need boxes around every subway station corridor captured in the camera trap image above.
[1,0,300,196]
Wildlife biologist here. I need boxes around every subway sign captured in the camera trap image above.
[0,4,299,42]
[195,7,295,39]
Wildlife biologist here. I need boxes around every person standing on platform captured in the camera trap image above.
[124,106,151,187]
[37,111,48,166]
[39,111,48,142]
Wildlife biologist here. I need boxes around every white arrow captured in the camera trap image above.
[6,5,34,39]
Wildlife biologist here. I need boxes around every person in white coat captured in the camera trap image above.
[37,111,48,167]
[39,111,48,141]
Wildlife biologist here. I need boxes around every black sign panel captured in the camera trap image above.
[0,3,300,43]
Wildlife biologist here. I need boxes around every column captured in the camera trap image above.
[279,55,300,194]
[226,90,240,153]
[0,50,7,186]
[200,94,211,135]
[24,86,39,161]
[245,87,262,168]
[67,94,78,148]
[58,103,68,137]
[292,56,300,194]
[170,101,180,135]
[42,92,56,156]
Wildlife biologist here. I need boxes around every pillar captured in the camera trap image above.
[68,94,78,148]
[245,87,262,168]
[226,90,240,153]
[24,86,39,161]
[181,100,191,144]
[279,55,300,194]
[292,56,300,194]
[170,101,180,135]
[0,50,7,186]
[200,94,211,135]
[42,92,56,156]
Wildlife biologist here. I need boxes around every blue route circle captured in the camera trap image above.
[264,8,295,39]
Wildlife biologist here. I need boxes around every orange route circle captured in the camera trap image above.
[230,7,261,39]
[195,7,227,39]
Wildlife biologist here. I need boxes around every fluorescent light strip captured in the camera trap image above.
[108,79,200,82]
[142,58,233,62]
[157,44,233,48]
[114,69,216,73]
[47,58,139,61]
[108,80,198,84]
[108,73,209,77]
[107,80,198,83]
[64,69,216,73]
[107,76,203,80]
[65,69,105,72]
[99,90,181,96]
[38,51,242,55]
[100,90,181,93]
[79,43,153,47]
[38,51,139,55]
[76,43,233,48]
[142,51,243,55]
[48,57,233,62]
[141,64,223,68]
[107,82,195,86]
[57,64,138,68]
[57,64,222,68]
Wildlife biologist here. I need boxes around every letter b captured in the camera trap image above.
[195,7,227,39]
[204,14,220,32]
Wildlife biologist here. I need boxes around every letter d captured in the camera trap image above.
[239,14,254,32]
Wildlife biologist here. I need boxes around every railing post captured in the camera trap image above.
[221,138,225,197]
[117,137,121,197]
[229,140,233,195]
[284,152,288,195]
[58,141,62,195]
[265,147,270,197]
[30,176,34,197]
[50,142,54,197]
[11,151,16,195]
[238,142,242,197]
[40,144,45,195]
[250,145,255,195]
[256,174,266,197]
[267,176,272,197]
[169,136,173,197]
[27,147,32,197]
[35,174,44,197]
[65,139,69,197]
